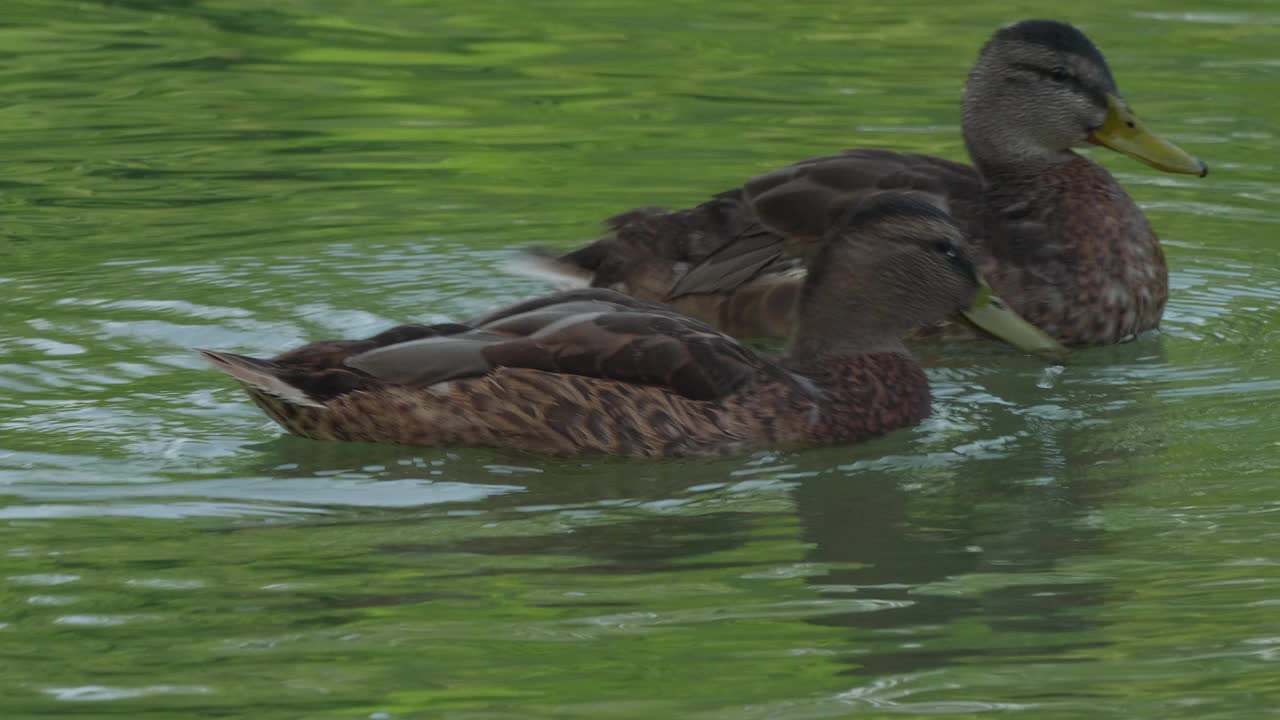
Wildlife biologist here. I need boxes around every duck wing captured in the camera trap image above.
[346,289,759,401]
[666,150,983,299]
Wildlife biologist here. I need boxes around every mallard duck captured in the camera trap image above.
[200,194,1050,458]
[516,19,1207,346]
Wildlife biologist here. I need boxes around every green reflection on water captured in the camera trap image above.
[2,0,1279,718]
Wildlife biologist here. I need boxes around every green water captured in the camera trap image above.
[3,0,1279,717]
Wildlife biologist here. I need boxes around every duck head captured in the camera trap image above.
[961,19,1207,178]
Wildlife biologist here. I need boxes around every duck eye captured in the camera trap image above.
[932,240,958,259]
[1049,66,1071,82]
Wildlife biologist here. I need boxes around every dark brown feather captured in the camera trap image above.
[203,347,930,458]
[592,149,984,302]
[263,289,756,404]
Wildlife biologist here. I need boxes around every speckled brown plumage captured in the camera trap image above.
[202,194,988,458]
[521,20,1204,347]
[976,156,1168,343]
[227,349,929,458]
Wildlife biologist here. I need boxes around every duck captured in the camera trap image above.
[200,193,1052,458]
[515,19,1208,347]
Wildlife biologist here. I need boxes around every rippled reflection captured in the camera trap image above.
[2,0,1279,718]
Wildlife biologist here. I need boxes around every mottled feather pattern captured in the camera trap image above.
[236,351,930,457]
[977,156,1166,344]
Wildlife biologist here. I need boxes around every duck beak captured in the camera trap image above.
[962,282,1068,360]
[1088,93,1208,177]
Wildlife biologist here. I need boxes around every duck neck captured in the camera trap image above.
[962,127,1079,185]
[783,284,911,373]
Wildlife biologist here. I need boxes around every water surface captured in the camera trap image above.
[2,1,1279,718]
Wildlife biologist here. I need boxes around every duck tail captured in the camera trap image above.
[196,350,326,409]
[500,247,596,289]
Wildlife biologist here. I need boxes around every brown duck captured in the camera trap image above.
[200,194,1048,458]
[517,19,1208,347]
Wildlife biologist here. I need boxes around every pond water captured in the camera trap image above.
[2,1,1279,718]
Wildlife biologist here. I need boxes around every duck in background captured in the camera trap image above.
[515,19,1207,347]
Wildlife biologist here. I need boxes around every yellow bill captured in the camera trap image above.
[1088,93,1208,177]
[962,283,1067,360]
